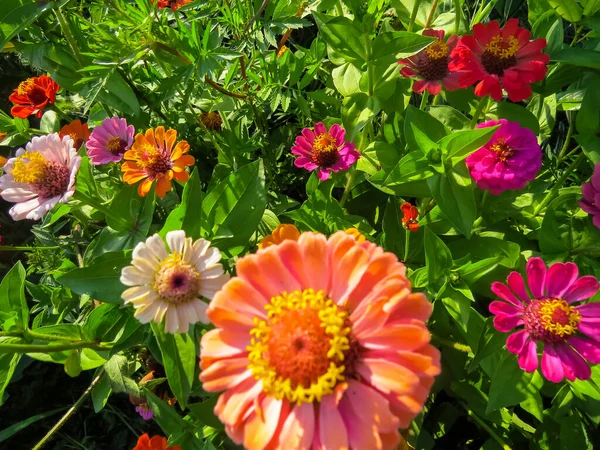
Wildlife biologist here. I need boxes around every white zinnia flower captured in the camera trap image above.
[0,133,81,220]
[120,231,229,334]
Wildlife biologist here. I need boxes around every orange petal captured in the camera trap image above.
[155,176,171,198]
[329,245,370,305]
[275,240,310,287]
[165,128,177,152]
[297,232,329,292]
[318,395,348,450]
[355,359,420,395]
[345,253,400,310]
[215,377,263,428]
[361,323,430,352]
[144,128,156,148]
[171,140,190,160]
[123,170,147,184]
[155,126,165,150]
[243,397,286,450]
[237,250,301,301]
[343,379,399,432]
[173,170,189,182]
[137,179,153,197]
[200,357,251,392]
[200,328,249,362]
[387,292,433,323]
[277,403,315,450]
[209,277,268,321]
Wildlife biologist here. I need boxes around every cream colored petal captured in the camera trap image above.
[166,230,187,254]
[134,301,160,324]
[165,307,180,333]
[129,290,159,307]
[199,265,225,280]
[199,274,229,300]
[132,256,160,274]
[120,265,153,286]
[193,300,209,324]
[183,301,199,325]
[195,247,222,271]
[177,305,192,333]
[121,285,153,303]
[154,301,169,324]
[143,234,169,261]
[191,238,210,258]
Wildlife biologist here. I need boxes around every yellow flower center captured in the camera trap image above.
[425,40,449,59]
[247,289,353,405]
[130,141,173,177]
[485,35,520,59]
[106,136,126,154]
[490,138,514,162]
[12,151,48,184]
[539,299,581,338]
[153,252,201,304]
[17,78,35,96]
[311,133,339,168]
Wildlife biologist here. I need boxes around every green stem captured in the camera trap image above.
[0,331,22,337]
[408,0,423,32]
[469,96,488,129]
[461,403,512,450]
[365,35,374,97]
[72,190,131,230]
[424,0,439,29]
[556,112,576,162]
[557,145,581,165]
[432,94,441,105]
[533,153,585,216]
[480,189,489,212]
[419,90,430,110]
[340,169,356,207]
[0,246,60,251]
[570,25,582,47]
[404,228,411,262]
[432,336,472,353]
[453,0,461,34]
[54,8,83,66]
[25,329,85,342]
[49,104,73,123]
[0,341,111,354]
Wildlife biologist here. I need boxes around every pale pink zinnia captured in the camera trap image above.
[490,257,600,383]
[0,133,80,220]
[86,116,134,165]
[200,231,440,450]
[465,119,542,195]
[291,122,359,181]
[580,162,600,230]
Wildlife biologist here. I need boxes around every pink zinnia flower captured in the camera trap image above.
[86,116,134,165]
[0,133,80,220]
[490,257,600,383]
[399,29,461,95]
[291,122,359,181]
[200,231,440,450]
[465,119,541,195]
[580,162,600,230]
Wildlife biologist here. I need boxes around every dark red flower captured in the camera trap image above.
[133,434,181,450]
[9,76,60,119]
[449,19,549,102]
[401,202,419,232]
[399,29,461,95]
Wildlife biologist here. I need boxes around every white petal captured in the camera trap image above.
[191,238,210,258]
[154,301,169,324]
[177,306,192,333]
[193,300,209,324]
[121,266,153,286]
[1,186,37,202]
[184,302,199,325]
[199,274,229,299]
[134,301,160,324]
[134,234,167,263]
[132,256,160,274]
[199,265,225,280]
[9,196,42,221]
[121,285,153,303]
[166,230,187,254]
[165,307,180,333]
[195,248,222,271]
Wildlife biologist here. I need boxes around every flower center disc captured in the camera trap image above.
[523,298,581,343]
[482,36,519,76]
[490,138,514,162]
[311,133,339,168]
[247,289,354,405]
[12,151,70,198]
[134,143,173,178]
[106,136,128,155]
[153,253,201,304]
[415,40,450,81]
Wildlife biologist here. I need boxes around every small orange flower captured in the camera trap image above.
[122,126,194,198]
[154,0,193,10]
[0,132,7,143]
[258,224,300,249]
[277,45,288,57]
[132,434,181,450]
[59,120,90,150]
[344,227,366,243]
[0,156,7,168]
[401,202,419,232]
[9,76,59,119]
[199,111,222,131]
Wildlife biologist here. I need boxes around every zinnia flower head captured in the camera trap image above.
[135,403,154,420]
[258,223,300,249]
[344,227,366,242]
[490,257,600,382]
[449,19,549,102]
[120,230,228,334]
[133,434,181,450]
[122,126,194,198]
[465,119,541,195]
[59,120,90,150]
[87,116,134,165]
[200,231,440,450]
[401,202,419,232]
[399,29,461,95]
[292,122,360,181]
[580,162,600,230]
[154,0,193,10]
[9,75,60,119]
[0,133,81,220]
[199,111,222,131]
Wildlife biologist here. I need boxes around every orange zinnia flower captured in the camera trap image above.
[133,434,181,450]
[199,111,223,131]
[0,155,7,168]
[59,120,90,150]
[122,126,194,198]
[9,76,59,119]
[401,202,419,232]
[200,231,440,450]
[154,0,193,10]
[258,223,300,249]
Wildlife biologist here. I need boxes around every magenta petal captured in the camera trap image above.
[541,345,564,383]
[506,330,530,355]
[575,302,600,317]
[493,314,524,332]
[317,168,331,180]
[489,301,523,316]
[568,336,600,364]
[555,343,591,381]
[564,276,600,303]
[545,262,579,298]
[507,272,531,303]
[518,339,539,372]
[301,128,315,142]
[578,322,600,341]
[491,282,522,307]
[526,257,547,298]
[314,122,327,136]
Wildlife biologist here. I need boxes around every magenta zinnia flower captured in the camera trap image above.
[465,119,541,195]
[580,162,600,230]
[399,29,461,95]
[291,122,359,181]
[490,257,600,382]
[86,116,134,165]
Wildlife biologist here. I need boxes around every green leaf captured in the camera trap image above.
[161,168,203,239]
[57,251,131,304]
[64,350,82,377]
[39,111,60,133]
[577,133,600,164]
[0,0,55,49]
[188,396,224,430]
[91,369,112,413]
[368,151,434,197]
[332,63,363,96]
[0,407,66,444]
[202,160,267,255]
[468,318,506,373]
[559,414,593,449]
[371,31,434,66]
[487,351,544,414]
[429,105,470,130]
[107,183,156,236]
[84,303,131,342]
[144,389,193,436]
[548,0,583,22]
[457,257,502,285]
[424,227,452,283]
[313,13,367,66]
[551,48,600,69]
[103,354,139,397]
[342,93,381,141]
[0,262,28,331]
[576,76,600,135]
[404,105,448,152]
[0,341,21,406]
[151,323,196,408]
[440,126,499,165]
[356,141,401,176]
[490,102,540,135]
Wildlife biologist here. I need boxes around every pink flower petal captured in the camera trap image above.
[491,281,522,307]
[575,302,600,317]
[314,122,327,136]
[507,272,531,303]
[493,314,524,332]
[564,276,600,303]
[526,257,547,298]
[278,402,315,450]
[568,336,600,364]
[318,395,348,450]
[506,330,530,355]
[545,262,578,298]
[489,300,523,317]
[555,343,591,381]
[518,338,538,372]
[541,345,564,383]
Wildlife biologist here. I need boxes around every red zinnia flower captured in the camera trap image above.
[59,120,90,150]
[154,0,193,10]
[401,202,419,232]
[399,29,461,95]
[449,19,549,102]
[9,76,60,119]
[132,434,181,450]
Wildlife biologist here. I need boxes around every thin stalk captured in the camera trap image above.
[72,190,131,230]
[461,403,512,450]
[570,25,582,47]
[424,0,439,29]
[0,246,60,251]
[480,189,489,212]
[204,76,248,99]
[243,0,270,35]
[340,169,356,207]
[556,112,576,162]
[54,8,83,66]
[432,336,472,353]
[469,96,488,128]
[404,229,411,262]
[25,329,86,342]
[365,35,374,97]
[453,0,461,34]
[419,90,430,110]
[557,145,581,165]
[0,340,111,354]
[533,153,585,216]
[0,331,22,337]
[432,94,441,105]
[33,369,105,450]
[408,0,423,32]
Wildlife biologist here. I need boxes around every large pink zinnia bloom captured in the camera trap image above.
[449,19,549,102]
[490,257,600,383]
[86,116,134,165]
[200,231,440,450]
[465,119,541,195]
[580,162,600,230]
[399,29,461,95]
[291,122,359,181]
